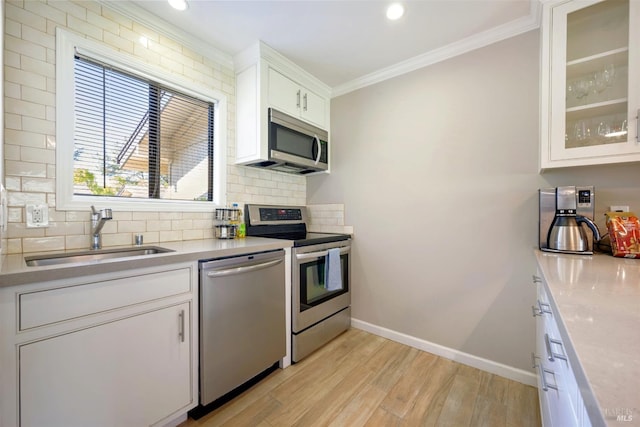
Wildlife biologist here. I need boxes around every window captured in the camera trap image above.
[56,29,227,212]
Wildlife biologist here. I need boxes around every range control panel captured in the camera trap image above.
[245,204,308,226]
[260,208,303,222]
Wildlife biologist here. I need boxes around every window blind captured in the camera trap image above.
[73,55,214,201]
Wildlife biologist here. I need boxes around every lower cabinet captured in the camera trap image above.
[0,262,198,427]
[20,302,192,427]
[532,274,591,427]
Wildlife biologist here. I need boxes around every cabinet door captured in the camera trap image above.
[20,303,192,427]
[268,68,302,118]
[542,0,640,168]
[300,88,327,128]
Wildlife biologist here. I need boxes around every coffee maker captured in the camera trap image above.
[539,186,601,254]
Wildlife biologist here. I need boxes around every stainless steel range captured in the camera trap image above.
[245,204,351,362]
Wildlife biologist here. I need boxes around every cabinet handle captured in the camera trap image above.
[532,275,542,284]
[178,309,185,343]
[303,93,308,111]
[544,333,567,362]
[296,90,301,108]
[537,363,559,392]
[538,299,552,314]
[636,109,639,143]
[532,300,552,317]
[532,353,558,392]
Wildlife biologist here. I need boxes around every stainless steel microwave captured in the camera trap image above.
[249,108,328,174]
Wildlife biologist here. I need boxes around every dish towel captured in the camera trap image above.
[325,248,342,291]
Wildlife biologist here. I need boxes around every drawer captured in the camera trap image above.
[19,267,192,330]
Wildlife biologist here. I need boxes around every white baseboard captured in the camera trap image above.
[351,318,537,387]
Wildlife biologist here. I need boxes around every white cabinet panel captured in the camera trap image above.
[234,42,330,169]
[19,267,191,330]
[540,0,640,168]
[20,302,192,427]
[534,278,589,427]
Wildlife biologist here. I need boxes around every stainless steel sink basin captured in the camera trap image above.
[24,246,175,267]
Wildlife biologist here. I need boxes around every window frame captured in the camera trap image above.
[56,28,227,212]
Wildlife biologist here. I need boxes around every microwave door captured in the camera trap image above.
[270,126,328,170]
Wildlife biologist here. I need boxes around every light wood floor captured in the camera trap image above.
[181,328,541,427]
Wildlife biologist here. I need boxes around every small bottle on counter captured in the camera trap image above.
[232,203,246,238]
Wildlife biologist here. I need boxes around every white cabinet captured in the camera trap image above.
[532,274,591,427]
[540,0,640,169]
[235,41,330,167]
[0,262,198,427]
[20,303,192,427]
[268,68,327,128]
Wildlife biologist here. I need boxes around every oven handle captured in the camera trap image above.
[296,247,350,260]
[206,258,283,278]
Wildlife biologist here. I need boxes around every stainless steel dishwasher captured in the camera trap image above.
[198,249,285,408]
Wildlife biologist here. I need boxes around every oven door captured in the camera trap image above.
[292,240,350,333]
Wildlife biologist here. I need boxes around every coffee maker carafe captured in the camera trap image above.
[539,186,601,254]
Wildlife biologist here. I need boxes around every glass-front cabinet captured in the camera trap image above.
[540,0,640,169]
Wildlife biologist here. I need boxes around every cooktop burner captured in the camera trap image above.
[244,204,350,247]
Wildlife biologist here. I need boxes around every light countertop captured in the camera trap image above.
[535,250,640,426]
[0,238,292,287]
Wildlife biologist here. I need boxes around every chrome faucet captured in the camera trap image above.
[90,206,113,250]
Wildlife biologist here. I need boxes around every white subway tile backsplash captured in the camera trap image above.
[4,97,47,120]
[4,3,47,32]
[65,235,91,250]
[20,146,55,164]
[5,129,46,148]
[21,117,55,135]
[7,239,23,255]
[22,177,55,193]
[4,144,20,161]
[115,220,146,233]
[21,25,55,50]
[5,177,21,192]
[4,34,47,62]
[7,223,45,239]
[6,160,47,177]
[87,10,120,34]
[23,1,67,26]
[45,221,85,237]
[23,236,65,253]
[4,0,307,253]
[68,15,103,41]
[49,1,87,21]
[103,30,135,54]
[159,230,183,242]
[146,220,172,232]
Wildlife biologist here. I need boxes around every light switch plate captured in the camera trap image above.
[26,204,49,228]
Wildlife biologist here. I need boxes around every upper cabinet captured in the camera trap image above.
[235,42,330,167]
[268,68,327,128]
[540,0,640,169]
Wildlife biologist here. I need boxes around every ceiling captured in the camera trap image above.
[127,0,537,92]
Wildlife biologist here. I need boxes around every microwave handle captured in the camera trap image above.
[313,135,321,165]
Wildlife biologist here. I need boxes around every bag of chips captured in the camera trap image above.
[605,212,640,258]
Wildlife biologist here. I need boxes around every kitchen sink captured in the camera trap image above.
[24,246,175,267]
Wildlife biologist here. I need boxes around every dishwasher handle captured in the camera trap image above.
[206,257,283,278]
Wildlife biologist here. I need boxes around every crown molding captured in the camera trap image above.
[331,1,542,98]
[98,0,234,70]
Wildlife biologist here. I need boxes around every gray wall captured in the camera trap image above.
[308,29,640,372]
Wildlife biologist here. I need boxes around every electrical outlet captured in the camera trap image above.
[26,204,49,228]
[609,205,630,212]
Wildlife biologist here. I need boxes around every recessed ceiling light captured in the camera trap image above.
[386,3,404,20]
[168,0,188,11]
